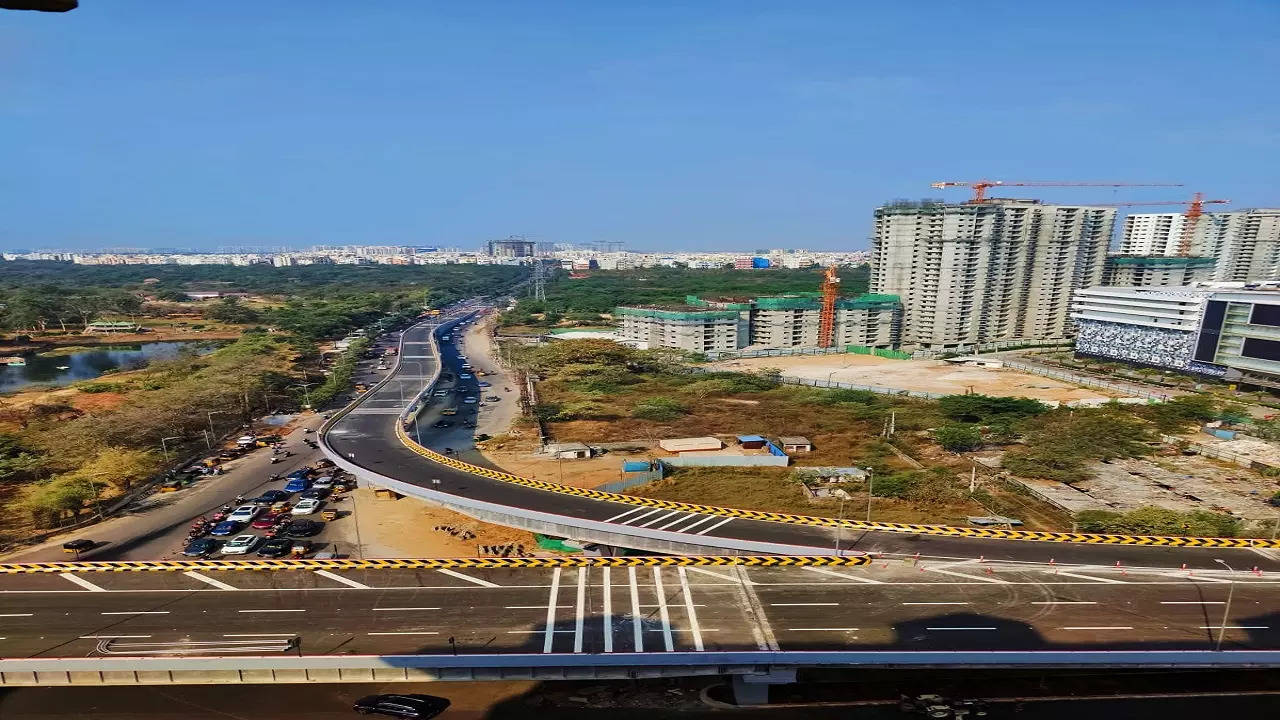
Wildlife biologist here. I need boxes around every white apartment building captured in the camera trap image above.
[615,306,747,353]
[1119,209,1280,282]
[871,200,1116,349]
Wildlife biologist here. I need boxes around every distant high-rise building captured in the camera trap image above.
[871,199,1116,349]
[1119,209,1280,282]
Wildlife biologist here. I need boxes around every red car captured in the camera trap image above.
[251,512,284,530]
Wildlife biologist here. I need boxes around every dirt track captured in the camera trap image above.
[712,353,1116,403]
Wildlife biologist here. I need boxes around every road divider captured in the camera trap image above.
[0,555,871,574]
[394,426,1280,549]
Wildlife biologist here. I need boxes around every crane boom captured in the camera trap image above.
[931,180,1184,203]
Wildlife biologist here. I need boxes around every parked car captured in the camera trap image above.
[292,498,322,515]
[478,381,491,388]
[181,538,221,557]
[219,534,261,555]
[227,505,260,523]
[312,476,335,490]
[485,395,500,402]
[281,519,324,538]
[284,476,310,493]
[61,539,95,554]
[255,537,293,558]
[300,488,330,500]
[353,694,450,719]
[209,521,241,536]
[251,511,285,530]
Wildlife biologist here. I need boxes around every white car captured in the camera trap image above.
[312,475,335,489]
[291,498,322,515]
[220,534,261,555]
[459,373,473,380]
[463,396,478,404]
[227,505,260,523]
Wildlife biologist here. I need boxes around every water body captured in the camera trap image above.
[0,342,215,393]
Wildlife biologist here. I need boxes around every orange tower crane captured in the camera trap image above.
[818,265,840,348]
[930,180,1183,204]
[1089,194,1229,256]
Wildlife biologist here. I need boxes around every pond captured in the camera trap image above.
[0,342,216,393]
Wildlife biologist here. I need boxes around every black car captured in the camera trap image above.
[182,538,221,557]
[353,694,449,718]
[281,519,323,538]
[251,490,291,505]
[255,537,293,557]
[300,488,330,500]
[432,420,454,428]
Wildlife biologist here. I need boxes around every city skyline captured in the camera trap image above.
[3,2,1278,251]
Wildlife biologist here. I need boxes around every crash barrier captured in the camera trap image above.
[0,555,872,574]
[397,426,1280,549]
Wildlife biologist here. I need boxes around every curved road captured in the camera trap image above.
[324,310,1280,572]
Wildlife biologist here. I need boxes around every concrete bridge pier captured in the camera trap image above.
[731,667,796,706]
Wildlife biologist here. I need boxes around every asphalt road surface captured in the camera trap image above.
[0,560,1275,659]
[324,311,1280,572]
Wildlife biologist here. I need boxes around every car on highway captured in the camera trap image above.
[458,373,473,380]
[281,519,324,538]
[463,419,476,428]
[432,420,454,428]
[219,534,261,555]
[227,505,261,523]
[462,396,477,404]
[181,538,221,557]
[250,490,291,505]
[433,390,448,397]
[209,520,241,536]
[284,476,310,493]
[251,511,285,529]
[291,498,322,515]
[353,694,450,719]
[255,537,293,558]
[478,381,491,387]
[441,408,457,416]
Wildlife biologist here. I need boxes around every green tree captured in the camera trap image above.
[933,424,983,452]
[205,297,261,324]
[631,396,688,421]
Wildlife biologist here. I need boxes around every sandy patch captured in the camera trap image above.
[350,486,543,558]
[712,354,1115,403]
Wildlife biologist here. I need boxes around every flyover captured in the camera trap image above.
[320,307,1280,569]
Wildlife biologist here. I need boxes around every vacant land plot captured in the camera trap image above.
[712,354,1115,404]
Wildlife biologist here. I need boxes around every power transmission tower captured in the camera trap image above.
[531,258,547,302]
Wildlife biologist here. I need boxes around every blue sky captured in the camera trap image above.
[2,2,1277,252]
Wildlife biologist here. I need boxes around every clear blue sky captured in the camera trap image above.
[2,2,1277,252]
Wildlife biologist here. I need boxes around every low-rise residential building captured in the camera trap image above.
[1071,285,1280,388]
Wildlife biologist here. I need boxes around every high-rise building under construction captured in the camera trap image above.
[871,199,1116,350]
[1119,209,1280,282]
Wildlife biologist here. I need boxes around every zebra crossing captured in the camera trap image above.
[603,507,736,536]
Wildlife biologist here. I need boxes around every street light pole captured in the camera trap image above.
[834,496,846,555]
[207,410,230,446]
[865,467,874,522]
[1213,558,1236,652]
[160,436,182,462]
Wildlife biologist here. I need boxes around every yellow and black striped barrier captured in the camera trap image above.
[0,555,871,574]
[396,426,1280,549]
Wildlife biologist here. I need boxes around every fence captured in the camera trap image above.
[597,461,665,493]
[781,374,947,400]
[1158,434,1279,472]
[911,339,1073,359]
[663,454,790,468]
[998,359,1172,402]
[707,346,849,361]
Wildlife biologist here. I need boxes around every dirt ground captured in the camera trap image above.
[350,486,543,558]
[712,354,1117,404]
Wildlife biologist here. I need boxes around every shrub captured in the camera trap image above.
[938,394,1047,424]
[933,424,982,452]
[631,396,688,421]
[77,382,127,394]
[1075,506,1241,537]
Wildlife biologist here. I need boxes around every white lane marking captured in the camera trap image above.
[926,627,997,631]
[903,602,969,606]
[437,568,500,588]
[602,566,613,654]
[100,611,170,615]
[1161,601,1225,605]
[677,567,704,652]
[1061,626,1134,631]
[788,627,860,631]
[685,567,742,583]
[602,507,647,523]
[542,567,561,654]
[1030,601,1098,605]
[223,633,297,637]
[668,515,716,533]
[1199,625,1269,629]
[637,511,682,529]
[506,605,571,609]
[652,567,673,652]
[573,567,587,654]
[921,564,1010,584]
[1044,569,1127,584]
[629,566,643,652]
[694,517,735,536]
[657,513,701,531]
[59,573,106,592]
[79,635,151,639]
[368,631,440,636]
[314,570,370,589]
[770,602,839,607]
[237,609,305,613]
[619,509,665,526]
[802,566,885,584]
[373,607,440,612]
[1163,573,1231,584]
[0,613,34,617]
[508,630,574,634]
[183,571,238,591]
